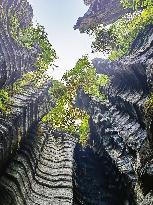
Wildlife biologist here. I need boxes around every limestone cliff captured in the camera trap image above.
[0,0,153,205]
[0,0,39,87]
[74,0,133,32]
[75,25,153,203]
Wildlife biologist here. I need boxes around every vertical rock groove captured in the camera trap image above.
[0,0,153,204]
[0,125,76,205]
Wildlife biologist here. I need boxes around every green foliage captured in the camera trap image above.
[18,24,57,71]
[90,25,116,54]
[9,15,57,95]
[90,0,153,60]
[49,80,67,101]
[120,0,133,8]
[79,115,90,143]
[42,56,109,144]
[11,71,51,95]
[9,14,109,145]
[42,91,90,144]
[0,14,57,116]
[145,94,153,118]
[10,15,56,71]
[0,89,9,113]
[120,0,153,9]
[63,55,109,100]
[109,5,153,60]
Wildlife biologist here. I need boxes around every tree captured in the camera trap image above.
[89,0,153,60]
[42,56,109,144]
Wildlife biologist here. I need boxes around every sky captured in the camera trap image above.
[28,0,101,79]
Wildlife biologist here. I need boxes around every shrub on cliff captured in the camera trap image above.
[0,13,57,113]
[88,0,153,59]
[42,56,109,144]
[8,17,57,94]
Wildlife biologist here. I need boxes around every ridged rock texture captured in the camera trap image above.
[0,0,40,88]
[0,124,76,205]
[0,0,153,205]
[75,24,153,204]
[83,0,94,6]
[74,0,133,32]
[0,0,53,175]
[0,82,53,174]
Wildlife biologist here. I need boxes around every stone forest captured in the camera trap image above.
[0,0,153,204]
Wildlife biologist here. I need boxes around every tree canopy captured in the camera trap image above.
[42,56,109,144]
[0,15,57,113]
[88,0,153,60]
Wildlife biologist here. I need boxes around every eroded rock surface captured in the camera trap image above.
[0,82,53,174]
[74,0,132,32]
[0,0,40,88]
[0,124,76,205]
[75,24,153,204]
[0,0,153,205]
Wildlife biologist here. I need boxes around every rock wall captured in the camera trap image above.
[73,143,135,205]
[75,24,153,204]
[0,82,53,174]
[0,1,77,204]
[0,0,40,88]
[0,0,153,205]
[0,0,54,175]
[0,124,76,205]
[83,0,94,6]
[74,0,133,32]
